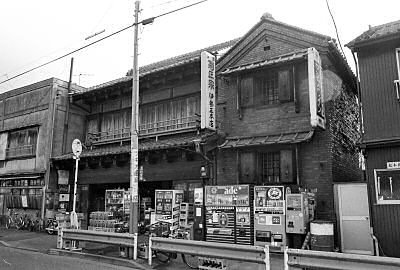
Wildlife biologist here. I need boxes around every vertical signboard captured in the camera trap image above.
[308,47,325,129]
[201,51,216,130]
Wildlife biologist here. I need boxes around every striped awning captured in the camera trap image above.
[219,130,314,149]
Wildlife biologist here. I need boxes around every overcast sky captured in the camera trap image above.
[0,0,399,93]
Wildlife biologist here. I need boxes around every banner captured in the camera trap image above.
[201,51,216,130]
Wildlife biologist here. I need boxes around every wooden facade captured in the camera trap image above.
[0,78,85,222]
[347,20,400,257]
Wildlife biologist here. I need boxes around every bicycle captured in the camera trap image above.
[149,222,198,269]
[5,211,24,230]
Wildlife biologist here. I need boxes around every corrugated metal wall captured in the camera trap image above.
[359,44,400,142]
[366,146,400,257]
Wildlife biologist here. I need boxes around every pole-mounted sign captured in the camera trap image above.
[72,139,82,159]
[71,139,82,230]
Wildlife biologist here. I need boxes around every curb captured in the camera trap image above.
[48,248,152,270]
[0,240,40,253]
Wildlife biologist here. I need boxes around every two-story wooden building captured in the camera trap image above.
[0,78,85,224]
[347,19,400,257]
[216,13,361,249]
[52,40,237,228]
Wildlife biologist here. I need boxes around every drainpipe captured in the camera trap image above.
[41,81,58,221]
[62,58,74,154]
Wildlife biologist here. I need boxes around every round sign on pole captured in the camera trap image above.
[72,139,82,158]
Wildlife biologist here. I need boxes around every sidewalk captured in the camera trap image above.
[0,228,284,269]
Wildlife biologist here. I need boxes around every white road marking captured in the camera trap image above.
[3,258,11,265]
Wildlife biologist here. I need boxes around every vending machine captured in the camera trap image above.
[193,188,204,240]
[205,185,253,245]
[286,192,309,234]
[254,186,286,248]
[155,189,184,233]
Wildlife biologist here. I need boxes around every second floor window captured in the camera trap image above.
[240,67,293,107]
[6,127,38,159]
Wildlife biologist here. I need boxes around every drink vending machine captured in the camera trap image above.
[205,185,253,245]
[193,187,204,240]
[254,186,286,248]
[155,189,184,234]
[286,192,309,234]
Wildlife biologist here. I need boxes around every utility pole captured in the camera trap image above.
[130,0,140,242]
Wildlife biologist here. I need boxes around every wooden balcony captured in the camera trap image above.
[86,115,197,145]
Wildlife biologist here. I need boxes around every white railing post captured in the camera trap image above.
[264,245,270,270]
[133,233,138,260]
[148,236,152,266]
[284,246,289,270]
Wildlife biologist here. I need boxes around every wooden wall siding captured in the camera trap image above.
[366,146,400,257]
[88,94,200,142]
[359,46,400,142]
[4,87,50,115]
[77,158,203,184]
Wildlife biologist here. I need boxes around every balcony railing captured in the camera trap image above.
[6,145,36,159]
[86,116,197,145]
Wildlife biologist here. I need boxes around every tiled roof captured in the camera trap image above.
[52,131,214,161]
[82,39,239,93]
[346,19,400,48]
[219,130,314,149]
[220,49,308,75]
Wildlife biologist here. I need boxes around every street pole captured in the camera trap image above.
[130,0,140,240]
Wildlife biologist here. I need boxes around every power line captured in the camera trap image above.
[0,0,208,87]
[325,0,347,62]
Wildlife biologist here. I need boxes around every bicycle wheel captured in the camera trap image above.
[155,251,171,263]
[5,217,11,229]
[181,254,199,269]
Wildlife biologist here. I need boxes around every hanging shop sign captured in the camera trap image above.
[308,47,326,130]
[201,51,216,131]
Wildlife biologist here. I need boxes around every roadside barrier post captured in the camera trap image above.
[264,245,270,270]
[284,246,289,270]
[148,236,152,266]
[133,233,138,260]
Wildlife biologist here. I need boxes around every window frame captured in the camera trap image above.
[374,168,400,205]
[6,127,38,159]
[239,65,294,108]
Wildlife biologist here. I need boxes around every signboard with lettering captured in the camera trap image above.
[205,185,250,206]
[308,47,325,129]
[201,51,216,130]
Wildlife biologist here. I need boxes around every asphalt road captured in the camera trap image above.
[0,246,138,270]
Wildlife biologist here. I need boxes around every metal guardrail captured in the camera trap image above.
[284,248,400,270]
[61,229,138,260]
[149,237,271,269]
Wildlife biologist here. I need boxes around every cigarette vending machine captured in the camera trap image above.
[254,186,286,247]
[205,185,253,245]
[286,192,309,234]
[155,189,184,234]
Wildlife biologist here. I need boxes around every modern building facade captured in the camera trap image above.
[347,19,400,257]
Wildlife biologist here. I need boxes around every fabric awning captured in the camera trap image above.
[219,130,314,149]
